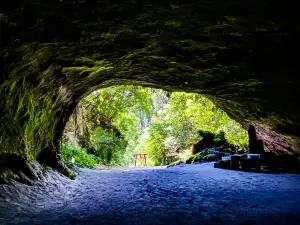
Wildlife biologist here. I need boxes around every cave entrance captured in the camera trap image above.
[61,85,248,169]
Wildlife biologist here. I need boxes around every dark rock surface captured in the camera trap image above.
[1,164,300,225]
[0,154,44,185]
[248,125,264,154]
[1,0,300,169]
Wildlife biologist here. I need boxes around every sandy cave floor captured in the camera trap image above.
[1,163,300,225]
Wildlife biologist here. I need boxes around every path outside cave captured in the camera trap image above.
[1,164,300,225]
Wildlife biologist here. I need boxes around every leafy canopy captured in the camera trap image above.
[63,86,248,167]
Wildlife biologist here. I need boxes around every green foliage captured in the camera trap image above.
[89,126,127,166]
[167,92,248,147]
[68,169,77,180]
[64,85,154,167]
[138,91,248,165]
[64,86,248,167]
[61,144,98,168]
[142,123,168,166]
[1,0,299,172]
[212,131,226,146]
[203,154,218,162]
[188,151,219,163]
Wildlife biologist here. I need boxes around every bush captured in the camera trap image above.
[90,127,128,166]
[61,144,98,168]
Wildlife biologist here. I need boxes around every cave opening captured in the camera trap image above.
[1,0,300,178]
[1,0,300,223]
[61,85,248,170]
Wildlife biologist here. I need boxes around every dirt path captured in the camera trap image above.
[1,163,300,225]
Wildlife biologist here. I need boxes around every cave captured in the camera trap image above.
[1,1,300,224]
[1,0,300,173]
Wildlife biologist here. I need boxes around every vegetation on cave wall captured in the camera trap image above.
[1,0,300,168]
[63,86,247,167]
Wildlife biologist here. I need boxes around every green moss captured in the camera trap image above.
[41,164,53,175]
[68,169,77,180]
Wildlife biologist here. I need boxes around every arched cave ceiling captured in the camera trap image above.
[0,0,300,167]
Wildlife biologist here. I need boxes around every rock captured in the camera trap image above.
[0,167,19,184]
[190,146,233,164]
[214,162,220,168]
[248,125,265,154]
[26,161,44,180]
[1,0,300,174]
[280,155,300,172]
[192,131,215,154]
[192,131,235,156]
[248,125,258,143]
[0,154,44,184]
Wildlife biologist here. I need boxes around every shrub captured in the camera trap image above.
[90,126,127,166]
[61,144,98,168]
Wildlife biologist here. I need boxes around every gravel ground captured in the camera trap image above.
[1,163,300,225]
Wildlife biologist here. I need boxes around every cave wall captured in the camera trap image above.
[1,0,300,167]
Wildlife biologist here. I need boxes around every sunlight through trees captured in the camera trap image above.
[62,86,248,167]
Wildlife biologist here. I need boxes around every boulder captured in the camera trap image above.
[248,125,265,154]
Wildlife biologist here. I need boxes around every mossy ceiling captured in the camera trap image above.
[0,0,300,164]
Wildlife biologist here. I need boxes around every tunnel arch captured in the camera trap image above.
[1,0,300,173]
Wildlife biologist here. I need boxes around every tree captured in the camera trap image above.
[63,85,153,166]
[63,86,248,167]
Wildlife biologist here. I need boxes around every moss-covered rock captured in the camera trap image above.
[192,130,234,154]
[1,0,300,173]
[191,148,232,163]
